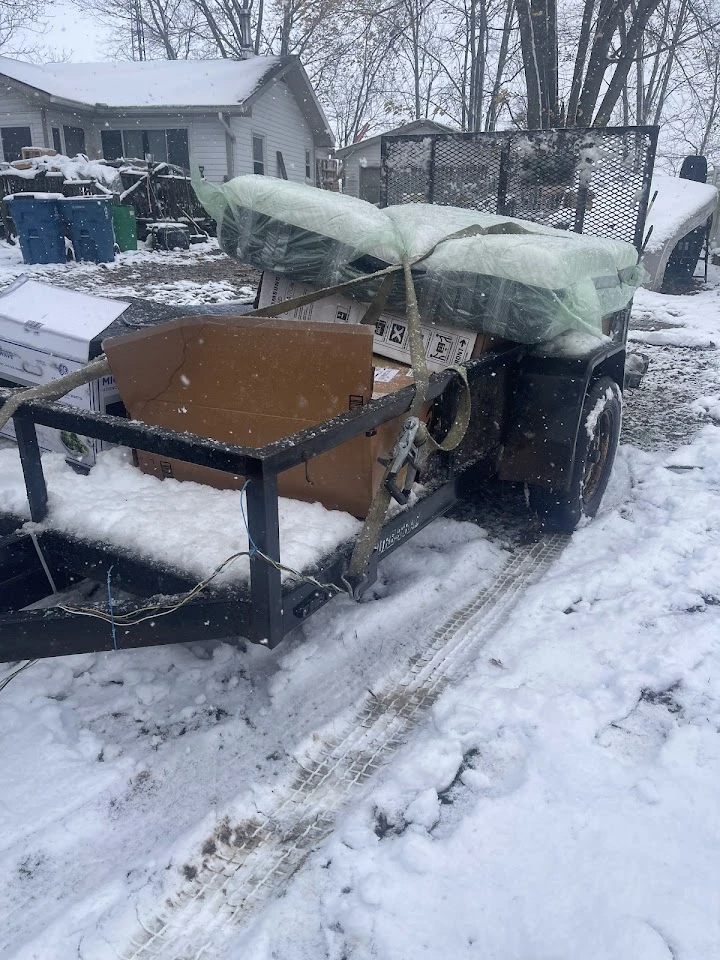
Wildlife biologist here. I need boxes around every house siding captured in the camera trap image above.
[0,85,44,158]
[341,142,382,198]
[231,79,314,182]
[0,69,327,186]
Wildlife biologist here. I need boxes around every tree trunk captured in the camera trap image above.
[516,0,542,127]
[651,0,689,125]
[575,0,625,126]
[254,0,263,53]
[593,0,664,126]
[566,0,596,126]
[486,0,514,130]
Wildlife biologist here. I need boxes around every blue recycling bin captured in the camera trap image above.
[61,196,115,263]
[6,195,66,265]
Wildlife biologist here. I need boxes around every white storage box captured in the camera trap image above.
[0,277,128,466]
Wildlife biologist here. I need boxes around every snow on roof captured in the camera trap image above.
[335,120,455,158]
[0,56,287,109]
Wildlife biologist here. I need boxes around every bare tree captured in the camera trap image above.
[1,0,57,59]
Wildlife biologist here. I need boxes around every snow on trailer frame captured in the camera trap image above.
[0,126,658,663]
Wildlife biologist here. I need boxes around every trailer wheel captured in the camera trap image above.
[530,376,622,532]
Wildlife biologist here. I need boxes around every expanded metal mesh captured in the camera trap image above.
[381,127,658,250]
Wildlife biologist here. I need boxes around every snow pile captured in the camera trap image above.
[0,447,360,584]
[630,280,720,348]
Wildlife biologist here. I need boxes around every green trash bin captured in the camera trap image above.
[112,204,137,252]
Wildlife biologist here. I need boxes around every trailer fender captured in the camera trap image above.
[498,347,625,491]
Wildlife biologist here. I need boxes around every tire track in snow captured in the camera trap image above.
[120,534,568,960]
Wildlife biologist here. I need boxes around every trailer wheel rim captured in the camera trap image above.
[582,409,612,503]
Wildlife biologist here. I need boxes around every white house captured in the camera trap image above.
[335,119,454,202]
[0,55,334,183]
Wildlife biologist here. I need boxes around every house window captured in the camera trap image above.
[63,125,86,157]
[99,128,189,168]
[166,129,189,167]
[1,126,32,163]
[305,148,311,180]
[252,135,265,175]
[51,127,62,153]
[100,130,123,161]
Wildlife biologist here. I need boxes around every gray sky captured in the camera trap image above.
[43,0,113,62]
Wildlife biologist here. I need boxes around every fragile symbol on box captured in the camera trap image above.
[388,321,406,346]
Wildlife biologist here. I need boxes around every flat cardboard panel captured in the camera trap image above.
[105,315,397,517]
[105,315,373,422]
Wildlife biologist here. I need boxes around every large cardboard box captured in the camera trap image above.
[257,271,499,372]
[0,277,128,466]
[104,316,421,518]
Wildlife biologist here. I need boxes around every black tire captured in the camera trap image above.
[529,375,622,532]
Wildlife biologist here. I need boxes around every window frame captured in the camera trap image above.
[0,126,32,163]
[305,148,312,180]
[252,134,265,176]
[63,124,86,158]
[99,127,190,169]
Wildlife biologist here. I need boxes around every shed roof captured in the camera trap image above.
[334,119,455,159]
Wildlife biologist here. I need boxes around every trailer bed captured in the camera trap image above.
[0,446,361,587]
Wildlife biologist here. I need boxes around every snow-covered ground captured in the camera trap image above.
[0,237,258,305]
[1,246,720,960]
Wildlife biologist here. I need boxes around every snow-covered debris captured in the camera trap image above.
[644,175,718,254]
[4,154,121,189]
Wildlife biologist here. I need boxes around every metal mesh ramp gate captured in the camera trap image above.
[381,126,658,251]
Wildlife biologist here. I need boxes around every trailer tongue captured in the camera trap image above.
[0,126,658,662]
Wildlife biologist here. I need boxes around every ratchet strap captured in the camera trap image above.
[345,259,471,595]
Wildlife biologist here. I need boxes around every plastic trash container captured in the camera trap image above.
[112,204,137,252]
[61,196,115,263]
[6,194,66,265]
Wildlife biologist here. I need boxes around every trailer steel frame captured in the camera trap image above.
[0,125,658,662]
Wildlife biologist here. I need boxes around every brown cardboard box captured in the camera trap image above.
[104,316,418,518]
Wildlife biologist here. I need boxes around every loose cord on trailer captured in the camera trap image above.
[58,481,347,632]
[0,659,38,694]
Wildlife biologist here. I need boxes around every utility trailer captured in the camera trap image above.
[0,126,658,662]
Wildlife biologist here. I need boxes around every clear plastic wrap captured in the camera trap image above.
[194,173,643,344]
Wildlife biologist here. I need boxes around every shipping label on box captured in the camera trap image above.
[259,271,478,373]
